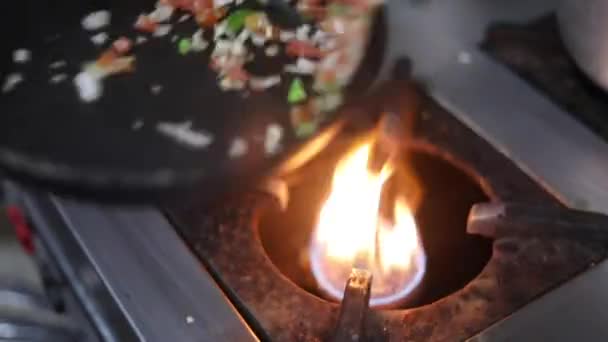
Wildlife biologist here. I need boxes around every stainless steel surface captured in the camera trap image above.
[468,258,608,342]
[15,188,258,342]
[557,0,608,92]
[376,1,608,340]
[380,0,608,213]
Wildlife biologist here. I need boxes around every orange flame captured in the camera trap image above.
[310,142,426,307]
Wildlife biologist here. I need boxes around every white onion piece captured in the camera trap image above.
[50,74,68,84]
[228,138,248,158]
[264,123,283,155]
[82,11,111,31]
[49,60,67,69]
[156,121,214,149]
[2,73,24,93]
[13,49,31,64]
[296,24,311,41]
[153,24,172,37]
[90,32,109,46]
[214,0,234,8]
[136,36,148,45]
[74,71,103,102]
[251,34,266,47]
[178,14,191,23]
[265,45,279,57]
[279,31,296,42]
[191,29,208,52]
[250,75,281,90]
[149,4,174,23]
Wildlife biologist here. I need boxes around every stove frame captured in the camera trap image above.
[5,0,608,341]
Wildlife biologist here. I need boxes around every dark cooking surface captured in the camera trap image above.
[483,15,608,140]
[0,0,385,199]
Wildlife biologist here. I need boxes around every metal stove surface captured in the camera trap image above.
[168,89,605,341]
[5,0,608,341]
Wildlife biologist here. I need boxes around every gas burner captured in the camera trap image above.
[170,84,605,341]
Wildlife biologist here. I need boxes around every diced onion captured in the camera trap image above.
[82,10,111,31]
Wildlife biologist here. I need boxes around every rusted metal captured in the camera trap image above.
[468,202,608,242]
[332,268,372,342]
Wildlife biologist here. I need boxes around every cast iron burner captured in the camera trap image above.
[258,143,491,309]
[170,82,607,341]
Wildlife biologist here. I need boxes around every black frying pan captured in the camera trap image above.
[0,0,387,202]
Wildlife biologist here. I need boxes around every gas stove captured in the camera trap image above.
[4,0,608,341]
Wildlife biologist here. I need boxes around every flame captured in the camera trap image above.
[310,142,426,307]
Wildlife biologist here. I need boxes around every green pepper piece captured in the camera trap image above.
[178,38,192,55]
[288,78,307,104]
[227,9,254,34]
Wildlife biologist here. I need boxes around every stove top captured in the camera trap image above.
[483,15,608,141]
[5,0,608,341]
[167,86,605,341]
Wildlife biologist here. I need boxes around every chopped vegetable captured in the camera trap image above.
[2,73,23,94]
[150,84,164,94]
[265,44,279,57]
[178,14,192,22]
[228,137,248,158]
[49,60,67,69]
[264,123,283,155]
[178,38,192,54]
[50,74,68,84]
[288,78,307,104]
[315,91,343,113]
[82,10,111,31]
[62,0,377,141]
[149,4,175,22]
[91,32,109,46]
[279,31,296,42]
[251,34,266,47]
[154,24,173,37]
[285,58,317,74]
[213,0,233,8]
[74,69,103,102]
[191,29,208,51]
[157,121,214,149]
[226,9,254,34]
[296,24,311,41]
[132,120,144,130]
[250,75,281,91]
[13,49,31,64]
[136,36,148,45]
